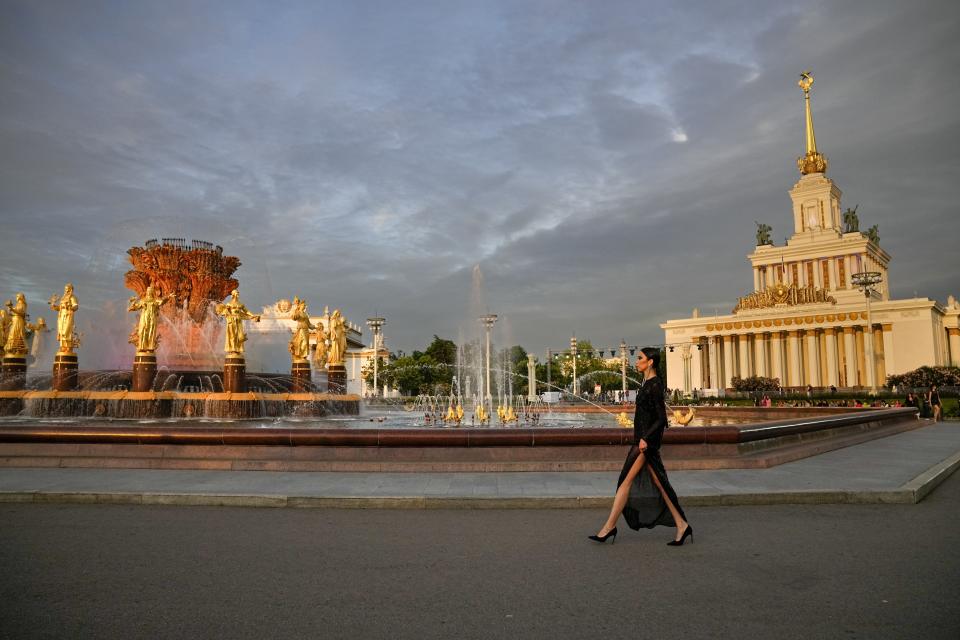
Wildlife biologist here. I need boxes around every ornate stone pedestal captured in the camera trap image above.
[291,360,312,393]
[53,353,79,391]
[326,364,346,394]
[132,353,157,392]
[1,355,27,391]
[224,355,247,393]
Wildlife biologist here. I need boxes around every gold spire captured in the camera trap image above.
[797,71,828,175]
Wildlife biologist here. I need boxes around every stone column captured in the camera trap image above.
[754,333,767,377]
[132,352,157,392]
[855,328,867,388]
[689,339,702,393]
[737,334,751,379]
[843,327,857,388]
[788,331,801,388]
[805,330,821,387]
[0,355,27,391]
[722,335,734,390]
[879,323,895,378]
[753,269,760,291]
[948,328,960,367]
[224,354,247,393]
[52,353,79,391]
[291,360,311,393]
[824,328,839,387]
[770,332,784,386]
[709,337,720,390]
[873,325,886,385]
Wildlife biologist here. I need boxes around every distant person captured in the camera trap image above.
[927,385,942,422]
[905,393,917,408]
[589,347,691,546]
[806,385,814,398]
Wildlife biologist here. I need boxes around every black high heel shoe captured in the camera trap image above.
[667,524,693,546]
[588,527,617,544]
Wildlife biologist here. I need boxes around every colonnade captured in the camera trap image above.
[688,321,893,391]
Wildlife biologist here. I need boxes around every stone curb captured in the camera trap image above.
[1,450,957,509]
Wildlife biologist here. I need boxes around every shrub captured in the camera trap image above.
[886,366,960,389]
[731,375,782,392]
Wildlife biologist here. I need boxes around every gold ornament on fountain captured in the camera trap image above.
[287,297,315,363]
[0,306,10,359]
[797,71,828,175]
[327,309,347,366]
[4,293,29,357]
[672,407,696,426]
[616,412,632,427]
[313,319,329,368]
[49,283,79,354]
[128,285,175,353]
[214,289,260,355]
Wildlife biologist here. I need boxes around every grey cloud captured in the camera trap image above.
[1,0,958,359]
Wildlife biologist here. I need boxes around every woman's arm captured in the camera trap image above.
[640,381,667,440]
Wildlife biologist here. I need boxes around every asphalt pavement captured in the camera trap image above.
[2,469,959,639]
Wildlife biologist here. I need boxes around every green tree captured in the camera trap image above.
[424,335,457,367]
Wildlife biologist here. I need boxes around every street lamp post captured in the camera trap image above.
[851,271,882,395]
[620,340,628,401]
[570,335,578,398]
[365,317,386,398]
[546,349,551,392]
[478,314,498,404]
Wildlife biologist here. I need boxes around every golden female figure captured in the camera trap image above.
[288,297,314,362]
[328,309,347,365]
[4,293,29,356]
[313,321,328,368]
[0,308,9,358]
[128,286,173,353]
[215,289,260,355]
[49,283,79,354]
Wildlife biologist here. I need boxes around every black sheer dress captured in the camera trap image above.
[617,376,686,530]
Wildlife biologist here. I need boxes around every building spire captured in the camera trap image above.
[797,71,828,175]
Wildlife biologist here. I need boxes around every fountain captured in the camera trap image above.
[0,259,922,473]
[0,239,359,419]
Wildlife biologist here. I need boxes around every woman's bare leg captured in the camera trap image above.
[647,466,688,540]
[597,449,646,535]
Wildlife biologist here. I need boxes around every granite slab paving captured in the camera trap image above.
[0,422,958,507]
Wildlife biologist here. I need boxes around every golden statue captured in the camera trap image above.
[287,297,315,363]
[215,289,260,355]
[313,320,329,368]
[4,293,29,357]
[672,407,696,426]
[128,286,174,353]
[616,412,632,427]
[327,309,347,366]
[0,307,9,359]
[797,70,828,175]
[49,283,79,354]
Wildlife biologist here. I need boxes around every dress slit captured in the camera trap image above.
[617,445,685,531]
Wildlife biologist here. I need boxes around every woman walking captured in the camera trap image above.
[927,385,942,422]
[589,347,692,546]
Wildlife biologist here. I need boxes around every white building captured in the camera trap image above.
[662,73,960,394]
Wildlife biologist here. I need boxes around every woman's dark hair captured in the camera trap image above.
[640,346,660,370]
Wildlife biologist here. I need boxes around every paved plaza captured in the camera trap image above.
[2,462,959,639]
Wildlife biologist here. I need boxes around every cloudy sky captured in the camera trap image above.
[1,0,958,361]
